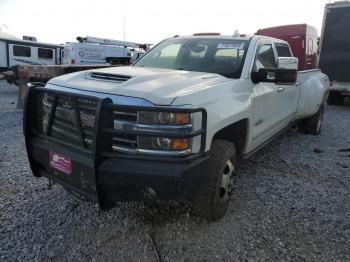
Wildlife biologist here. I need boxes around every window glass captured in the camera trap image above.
[276,45,292,57]
[38,48,53,59]
[189,45,207,58]
[215,48,237,57]
[13,45,31,57]
[135,38,248,78]
[147,43,181,69]
[155,43,181,58]
[254,44,276,71]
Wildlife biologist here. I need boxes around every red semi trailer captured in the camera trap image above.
[256,24,318,71]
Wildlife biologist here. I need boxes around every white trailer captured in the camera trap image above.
[319,0,350,105]
[0,32,63,72]
[62,36,149,65]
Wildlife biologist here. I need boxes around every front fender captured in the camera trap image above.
[172,79,253,152]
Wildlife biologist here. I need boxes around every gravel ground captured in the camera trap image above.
[0,80,349,261]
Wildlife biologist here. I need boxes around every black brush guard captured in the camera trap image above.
[24,87,208,209]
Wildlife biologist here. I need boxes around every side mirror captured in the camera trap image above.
[275,69,298,84]
[251,68,297,85]
[277,57,298,70]
[251,69,268,83]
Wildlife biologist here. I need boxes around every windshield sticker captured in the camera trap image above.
[217,42,245,49]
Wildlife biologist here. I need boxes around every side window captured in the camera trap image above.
[13,45,31,57]
[38,48,53,59]
[254,44,276,71]
[276,45,292,57]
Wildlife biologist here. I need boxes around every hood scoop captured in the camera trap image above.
[88,72,132,83]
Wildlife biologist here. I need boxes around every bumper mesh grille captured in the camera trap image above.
[35,92,98,150]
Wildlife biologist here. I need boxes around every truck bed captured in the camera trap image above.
[297,69,329,119]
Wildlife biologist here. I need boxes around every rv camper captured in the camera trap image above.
[0,31,63,72]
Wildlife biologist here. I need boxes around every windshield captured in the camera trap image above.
[134,38,249,78]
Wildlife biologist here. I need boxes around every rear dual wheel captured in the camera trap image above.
[298,104,324,135]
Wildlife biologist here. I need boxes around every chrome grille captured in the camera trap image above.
[112,109,138,152]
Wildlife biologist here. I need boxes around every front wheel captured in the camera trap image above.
[192,140,236,221]
[298,104,324,135]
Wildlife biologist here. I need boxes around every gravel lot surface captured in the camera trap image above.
[0,80,349,261]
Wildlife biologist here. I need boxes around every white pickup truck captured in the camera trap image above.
[24,34,329,221]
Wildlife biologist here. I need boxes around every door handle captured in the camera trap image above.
[277,87,285,92]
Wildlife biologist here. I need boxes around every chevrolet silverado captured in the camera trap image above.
[24,33,329,221]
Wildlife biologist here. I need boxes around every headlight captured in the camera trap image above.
[138,111,190,125]
[137,111,192,153]
[112,108,203,156]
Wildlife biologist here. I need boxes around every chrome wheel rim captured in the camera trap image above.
[219,159,235,201]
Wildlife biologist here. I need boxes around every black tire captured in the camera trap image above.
[327,91,345,105]
[298,104,324,135]
[192,140,236,221]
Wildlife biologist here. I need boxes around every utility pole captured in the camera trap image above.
[123,11,126,42]
[123,11,126,57]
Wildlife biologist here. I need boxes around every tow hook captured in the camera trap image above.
[144,187,157,200]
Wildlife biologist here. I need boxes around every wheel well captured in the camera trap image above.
[212,119,249,155]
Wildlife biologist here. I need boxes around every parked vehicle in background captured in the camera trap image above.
[256,24,318,71]
[14,64,114,109]
[0,31,63,72]
[62,36,150,65]
[24,34,329,221]
[319,0,350,105]
[3,36,150,104]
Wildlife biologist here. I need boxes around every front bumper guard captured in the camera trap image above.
[24,87,208,209]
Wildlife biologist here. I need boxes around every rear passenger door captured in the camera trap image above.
[274,43,299,124]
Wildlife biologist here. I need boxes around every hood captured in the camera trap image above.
[48,66,230,105]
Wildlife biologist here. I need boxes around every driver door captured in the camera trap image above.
[251,42,285,148]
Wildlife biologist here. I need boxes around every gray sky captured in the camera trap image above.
[0,0,330,45]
